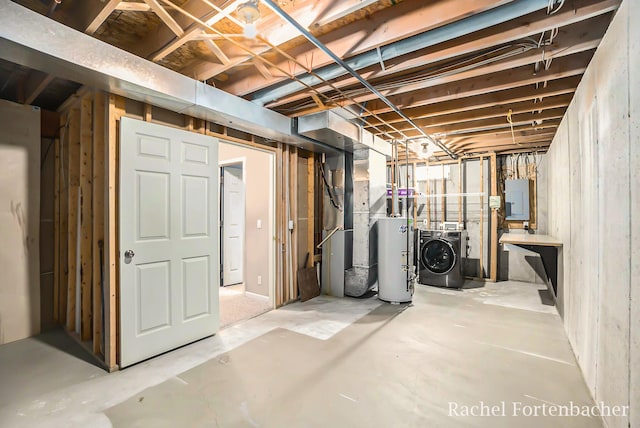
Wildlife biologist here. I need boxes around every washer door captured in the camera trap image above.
[421,239,456,274]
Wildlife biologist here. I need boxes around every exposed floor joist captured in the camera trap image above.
[7,0,620,155]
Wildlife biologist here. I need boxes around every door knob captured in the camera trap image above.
[124,249,135,259]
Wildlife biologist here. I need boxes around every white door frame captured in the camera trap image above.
[218,143,276,309]
[219,158,246,287]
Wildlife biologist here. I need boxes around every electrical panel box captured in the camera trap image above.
[505,179,530,220]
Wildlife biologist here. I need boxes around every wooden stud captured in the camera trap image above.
[197,119,206,135]
[290,147,298,300]
[479,156,484,278]
[278,144,288,305]
[307,155,314,267]
[53,137,60,323]
[282,144,287,304]
[59,113,69,325]
[412,162,417,225]
[441,163,446,224]
[458,158,462,225]
[530,163,538,230]
[184,116,194,132]
[80,97,94,341]
[104,94,121,370]
[489,153,498,282]
[93,92,106,353]
[143,103,152,122]
[283,145,290,303]
[273,143,280,306]
[66,108,81,332]
[426,160,431,228]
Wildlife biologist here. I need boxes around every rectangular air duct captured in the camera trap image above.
[297,111,392,156]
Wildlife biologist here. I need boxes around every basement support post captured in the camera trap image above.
[490,153,498,282]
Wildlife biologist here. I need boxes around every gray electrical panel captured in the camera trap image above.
[505,179,530,220]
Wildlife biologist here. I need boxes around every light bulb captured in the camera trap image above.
[244,23,257,39]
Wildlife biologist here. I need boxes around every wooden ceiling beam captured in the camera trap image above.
[153,0,387,73]
[493,146,550,155]
[190,0,509,82]
[426,140,553,158]
[23,71,54,105]
[252,58,273,79]
[278,50,592,116]
[143,0,184,37]
[149,0,245,62]
[450,132,558,150]
[262,9,613,108]
[126,0,237,60]
[454,141,554,156]
[115,2,151,12]
[385,107,566,139]
[355,51,592,117]
[203,37,230,65]
[364,76,579,128]
[84,0,120,34]
[447,120,560,143]
[371,93,572,136]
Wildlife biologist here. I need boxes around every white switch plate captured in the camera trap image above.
[257,275,262,285]
[257,219,262,229]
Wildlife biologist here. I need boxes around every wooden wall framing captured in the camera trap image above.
[54,90,314,371]
[387,154,499,282]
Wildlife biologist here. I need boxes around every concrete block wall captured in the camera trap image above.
[546,1,638,426]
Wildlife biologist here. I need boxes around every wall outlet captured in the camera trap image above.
[257,275,262,285]
[257,219,262,229]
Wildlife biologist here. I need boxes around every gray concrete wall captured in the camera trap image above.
[546,1,638,426]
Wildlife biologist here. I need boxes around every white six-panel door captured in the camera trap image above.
[119,117,219,368]
[222,165,245,286]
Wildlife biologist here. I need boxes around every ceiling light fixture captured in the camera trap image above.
[237,0,260,39]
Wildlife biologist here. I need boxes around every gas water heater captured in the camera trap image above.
[377,217,415,304]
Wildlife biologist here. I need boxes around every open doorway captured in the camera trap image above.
[218,142,275,328]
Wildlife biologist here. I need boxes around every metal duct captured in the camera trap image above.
[254,0,552,107]
[297,110,392,157]
[344,148,387,297]
[0,0,350,154]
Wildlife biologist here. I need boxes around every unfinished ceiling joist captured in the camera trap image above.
[262,0,457,159]
[5,0,620,156]
[258,0,617,109]
[0,0,326,152]
[84,0,120,34]
[187,0,425,82]
[252,0,552,107]
[143,0,184,37]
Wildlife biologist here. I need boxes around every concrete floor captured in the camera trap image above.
[0,281,603,427]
